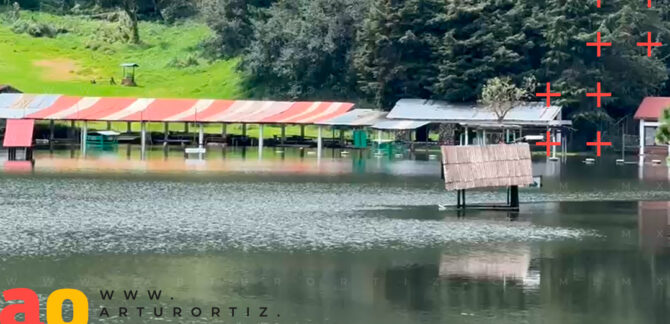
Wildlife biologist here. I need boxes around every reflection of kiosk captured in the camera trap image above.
[439,245,539,287]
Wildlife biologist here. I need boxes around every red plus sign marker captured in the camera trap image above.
[637,32,662,57]
[586,32,611,57]
[586,82,611,108]
[536,82,561,107]
[586,131,612,157]
[536,131,561,157]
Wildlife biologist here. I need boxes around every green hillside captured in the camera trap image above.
[0,10,243,99]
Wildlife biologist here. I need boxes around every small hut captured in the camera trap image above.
[441,143,534,210]
[120,63,139,86]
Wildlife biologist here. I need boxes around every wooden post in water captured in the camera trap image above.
[510,186,519,209]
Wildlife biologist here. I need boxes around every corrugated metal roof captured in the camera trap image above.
[371,118,430,130]
[318,109,386,126]
[634,97,670,121]
[0,94,354,123]
[388,99,561,125]
[441,144,533,191]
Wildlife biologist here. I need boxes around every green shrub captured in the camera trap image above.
[10,18,66,38]
[166,54,200,68]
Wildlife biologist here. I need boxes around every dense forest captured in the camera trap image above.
[5,0,670,124]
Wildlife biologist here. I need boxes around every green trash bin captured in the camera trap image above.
[353,130,368,148]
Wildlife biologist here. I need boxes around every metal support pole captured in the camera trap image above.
[482,129,487,145]
[80,121,87,156]
[140,121,147,159]
[126,121,131,133]
[317,126,323,159]
[300,125,305,139]
[199,123,205,160]
[242,123,247,137]
[280,124,286,145]
[49,120,55,152]
[164,122,169,142]
[464,126,469,146]
[258,124,264,158]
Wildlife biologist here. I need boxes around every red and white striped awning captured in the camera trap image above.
[0,94,354,124]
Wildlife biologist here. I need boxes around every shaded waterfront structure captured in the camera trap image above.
[0,94,574,163]
[0,93,355,159]
[387,99,570,154]
[634,97,670,163]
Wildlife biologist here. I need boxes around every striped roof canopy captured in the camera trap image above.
[0,94,354,124]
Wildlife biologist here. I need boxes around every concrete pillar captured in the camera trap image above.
[80,121,87,156]
[639,119,645,156]
[464,126,469,146]
[163,122,169,142]
[317,126,323,159]
[482,129,487,145]
[551,129,557,159]
[140,121,147,159]
[258,124,264,158]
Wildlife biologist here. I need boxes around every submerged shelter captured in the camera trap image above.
[634,97,670,159]
[441,143,534,210]
[387,99,569,147]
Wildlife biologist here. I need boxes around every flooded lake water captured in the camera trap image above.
[1,146,669,323]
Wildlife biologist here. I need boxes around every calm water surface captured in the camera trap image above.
[0,146,669,323]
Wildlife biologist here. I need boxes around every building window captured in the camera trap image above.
[645,126,657,146]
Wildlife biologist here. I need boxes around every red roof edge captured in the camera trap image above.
[634,97,670,121]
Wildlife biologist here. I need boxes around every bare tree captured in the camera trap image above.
[480,76,537,122]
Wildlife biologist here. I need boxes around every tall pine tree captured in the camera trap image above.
[354,0,445,109]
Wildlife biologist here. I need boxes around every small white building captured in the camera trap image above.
[634,97,670,159]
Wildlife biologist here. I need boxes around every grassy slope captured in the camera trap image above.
[0,11,242,98]
[0,11,354,138]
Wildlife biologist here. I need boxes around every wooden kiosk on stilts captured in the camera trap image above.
[442,143,533,211]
